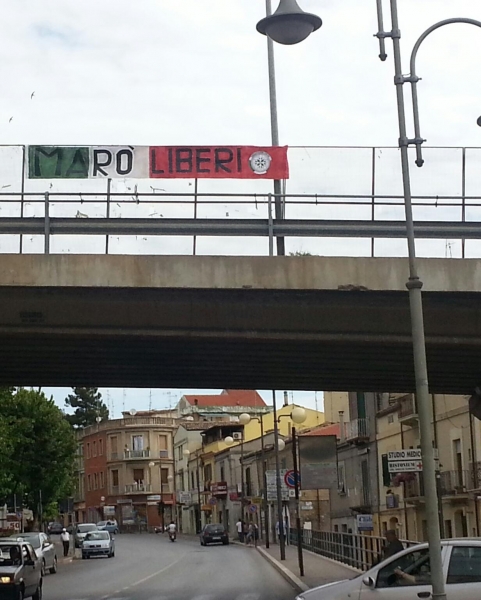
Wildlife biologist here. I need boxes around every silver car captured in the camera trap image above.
[10,533,57,576]
[81,531,115,559]
[74,523,98,548]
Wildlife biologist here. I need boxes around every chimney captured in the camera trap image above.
[339,411,345,443]
[283,391,289,406]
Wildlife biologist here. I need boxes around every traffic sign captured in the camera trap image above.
[387,449,439,473]
[249,504,257,514]
[266,470,289,501]
[284,470,299,489]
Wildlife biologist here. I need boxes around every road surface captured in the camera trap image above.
[44,534,297,600]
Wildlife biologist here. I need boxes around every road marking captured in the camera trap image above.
[102,552,188,599]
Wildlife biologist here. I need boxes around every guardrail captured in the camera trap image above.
[289,528,418,571]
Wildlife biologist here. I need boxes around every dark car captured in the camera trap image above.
[0,540,43,599]
[47,522,63,535]
[200,524,229,546]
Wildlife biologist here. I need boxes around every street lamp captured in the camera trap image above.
[256,0,322,45]
[374,4,481,599]
[238,412,270,548]
[278,406,307,576]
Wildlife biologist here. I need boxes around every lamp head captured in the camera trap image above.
[224,436,235,446]
[278,438,286,451]
[239,413,251,426]
[167,474,174,481]
[183,448,191,457]
[291,406,307,424]
[256,0,322,45]
[148,461,155,468]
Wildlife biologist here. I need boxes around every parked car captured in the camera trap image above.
[97,520,119,534]
[74,523,98,548]
[10,532,57,576]
[81,531,115,559]
[0,540,43,599]
[47,522,64,535]
[199,524,229,546]
[296,538,481,600]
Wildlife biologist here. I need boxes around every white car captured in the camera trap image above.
[81,531,115,559]
[297,539,481,600]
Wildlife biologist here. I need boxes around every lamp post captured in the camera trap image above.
[278,406,307,576]
[374,5,481,599]
[238,412,269,548]
[225,431,246,525]
[256,1,322,255]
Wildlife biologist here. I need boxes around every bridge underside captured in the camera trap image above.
[0,286,479,393]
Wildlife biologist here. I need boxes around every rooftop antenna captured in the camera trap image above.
[122,389,126,413]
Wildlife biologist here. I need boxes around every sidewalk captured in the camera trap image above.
[257,542,358,593]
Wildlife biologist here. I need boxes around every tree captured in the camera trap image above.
[289,251,313,256]
[0,388,77,520]
[64,387,109,429]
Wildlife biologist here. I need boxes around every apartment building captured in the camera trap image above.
[377,392,481,541]
[74,410,176,529]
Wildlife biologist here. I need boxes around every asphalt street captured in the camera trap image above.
[43,534,297,600]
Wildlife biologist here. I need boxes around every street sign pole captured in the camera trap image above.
[291,427,304,577]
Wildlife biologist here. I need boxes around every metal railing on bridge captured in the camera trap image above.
[1,145,481,258]
[289,528,418,571]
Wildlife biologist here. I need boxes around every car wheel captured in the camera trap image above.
[32,581,42,600]
[18,588,24,600]
[223,541,229,545]
[49,556,58,574]
[40,559,46,577]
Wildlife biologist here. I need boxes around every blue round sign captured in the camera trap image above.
[249,504,257,514]
[284,470,300,489]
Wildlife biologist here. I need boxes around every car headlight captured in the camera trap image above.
[0,576,12,584]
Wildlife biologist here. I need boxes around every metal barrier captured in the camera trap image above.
[289,528,418,571]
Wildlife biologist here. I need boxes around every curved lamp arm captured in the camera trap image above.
[409,18,481,167]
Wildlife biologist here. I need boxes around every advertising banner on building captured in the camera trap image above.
[27,145,289,180]
[298,435,338,490]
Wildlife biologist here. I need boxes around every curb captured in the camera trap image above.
[256,546,309,593]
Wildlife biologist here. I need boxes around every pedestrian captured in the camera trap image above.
[253,523,259,548]
[382,529,404,560]
[60,528,70,557]
[236,519,244,543]
[275,520,285,544]
[246,523,255,546]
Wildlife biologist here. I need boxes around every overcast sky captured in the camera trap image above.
[3,0,481,412]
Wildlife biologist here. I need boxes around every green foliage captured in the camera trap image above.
[289,251,313,256]
[0,388,77,517]
[64,387,109,429]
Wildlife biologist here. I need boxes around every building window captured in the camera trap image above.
[112,470,119,488]
[93,441,97,457]
[99,439,103,456]
[86,443,91,459]
[280,458,287,470]
[178,445,183,461]
[161,468,169,485]
[132,435,144,451]
[94,473,98,490]
[191,471,195,489]
[100,472,105,488]
[133,468,144,484]
[245,467,252,497]
[178,469,184,492]
[159,435,167,450]
[110,436,118,454]
[338,463,346,493]
[204,464,212,483]
[87,474,92,491]
[220,463,225,483]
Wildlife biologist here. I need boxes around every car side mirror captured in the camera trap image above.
[25,559,35,566]
[362,576,375,588]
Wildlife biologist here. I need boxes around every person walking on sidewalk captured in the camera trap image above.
[236,519,244,543]
[60,528,70,557]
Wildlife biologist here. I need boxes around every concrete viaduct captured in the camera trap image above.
[0,255,480,393]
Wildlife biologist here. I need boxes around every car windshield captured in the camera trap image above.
[85,532,110,541]
[0,545,22,566]
[13,535,41,549]
[206,525,224,533]
[97,521,107,527]
[78,524,97,533]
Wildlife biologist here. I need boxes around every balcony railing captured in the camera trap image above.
[404,475,424,500]
[159,449,169,459]
[124,483,152,494]
[440,470,472,495]
[124,449,150,459]
[344,418,369,442]
[398,395,419,426]
[110,452,120,461]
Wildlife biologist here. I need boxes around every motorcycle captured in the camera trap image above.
[154,526,162,534]
[168,530,176,542]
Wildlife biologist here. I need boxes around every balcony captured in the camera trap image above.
[124,449,151,460]
[404,475,425,503]
[159,449,169,459]
[440,470,472,497]
[124,483,152,494]
[398,395,418,427]
[109,452,120,461]
[344,419,369,444]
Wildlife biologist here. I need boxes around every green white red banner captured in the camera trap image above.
[27,145,289,180]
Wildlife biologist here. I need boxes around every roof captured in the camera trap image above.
[181,421,233,431]
[183,389,266,408]
[301,423,340,438]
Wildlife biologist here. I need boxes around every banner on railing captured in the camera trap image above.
[299,435,338,490]
[27,145,289,180]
